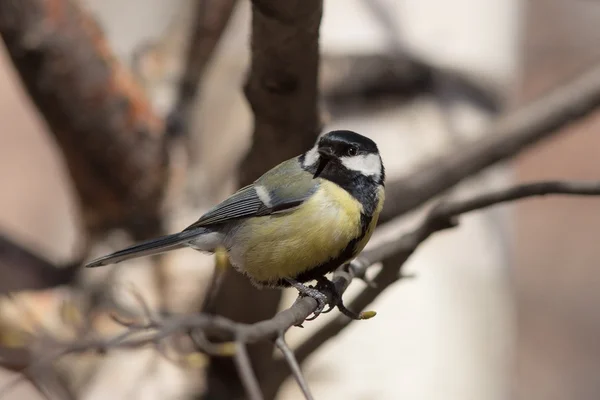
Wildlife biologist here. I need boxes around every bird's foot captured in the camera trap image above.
[315,277,364,320]
[285,278,330,321]
[286,277,374,322]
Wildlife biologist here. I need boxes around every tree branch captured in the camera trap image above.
[285,180,600,374]
[274,335,314,400]
[0,234,79,295]
[380,63,600,223]
[9,180,598,400]
[233,341,263,400]
[0,0,167,238]
[321,53,501,117]
[0,346,32,372]
[167,0,239,139]
[205,0,324,395]
[240,0,323,184]
[4,2,600,398]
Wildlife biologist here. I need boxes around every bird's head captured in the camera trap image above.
[301,130,384,184]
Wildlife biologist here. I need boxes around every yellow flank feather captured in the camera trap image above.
[229,180,364,284]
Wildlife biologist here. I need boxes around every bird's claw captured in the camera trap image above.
[286,277,372,321]
[300,287,328,321]
[315,277,339,314]
[321,303,336,314]
[285,278,330,321]
[316,276,367,320]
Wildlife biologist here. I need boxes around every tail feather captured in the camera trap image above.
[85,229,206,268]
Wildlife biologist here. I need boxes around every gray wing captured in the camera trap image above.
[185,158,317,229]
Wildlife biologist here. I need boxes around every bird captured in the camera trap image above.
[86,130,385,319]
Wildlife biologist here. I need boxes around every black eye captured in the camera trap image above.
[347,146,358,156]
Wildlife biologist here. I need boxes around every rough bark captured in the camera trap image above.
[0,0,168,239]
[204,0,323,398]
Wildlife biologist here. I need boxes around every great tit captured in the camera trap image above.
[86,130,385,317]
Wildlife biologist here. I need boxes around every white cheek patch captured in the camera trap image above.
[302,145,319,167]
[254,185,273,208]
[341,153,382,179]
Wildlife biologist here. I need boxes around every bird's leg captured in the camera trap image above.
[284,278,329,321]
[314,277,338,314]
[315,276,362,320]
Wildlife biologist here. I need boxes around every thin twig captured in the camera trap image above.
[4,182,600,355]
[11,180,600,351]
[234,340,264,400]
[4,180,600,398]
[437,180,600,214]
[362,0,404,52]
[275,335,314,400]
[381,63,600,223]
[167,0,239,138]
[276,179,600,383]
[26,369,77,400]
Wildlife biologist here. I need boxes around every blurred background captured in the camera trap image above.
[1,0,600,399]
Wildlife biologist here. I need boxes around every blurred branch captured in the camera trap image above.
[167,0,239,139]
[205,0,323,396]
[381,63,600,223]
[233,342,263,400]
[321,54,501,116]
[0,234,79,295]
[362,0,404,50]
[240,0,323,183]
[9,179,600,400]
[263,179,600,391]
[0,234,80,397]
[0,346,31,372]
[274,335,314,400]
[0,0,167,239]
[0,369,75,400]
[358,0,502,121]
[25,369,77,400]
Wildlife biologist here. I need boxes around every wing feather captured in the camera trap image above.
[185,186,265,228]
[185,158,317,230]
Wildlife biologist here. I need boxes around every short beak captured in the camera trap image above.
[314,147,334,178]
[318,147,334,159]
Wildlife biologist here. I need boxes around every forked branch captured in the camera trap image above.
[5,180,600,399]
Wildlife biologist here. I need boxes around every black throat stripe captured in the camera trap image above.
[299,155,381,216]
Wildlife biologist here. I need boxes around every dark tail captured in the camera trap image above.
[85,228,206,268]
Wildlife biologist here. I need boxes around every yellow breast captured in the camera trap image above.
[229,181,364,285]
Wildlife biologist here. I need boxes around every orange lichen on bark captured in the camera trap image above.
[0,0,168,238]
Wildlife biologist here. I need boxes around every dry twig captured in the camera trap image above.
[263,179,600,390]
[275,335,314,400]
[309,181,600,350]
[5,180,600,399]
[167,0,239,138]
[234,341,264,400]
[381,63,600,223]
